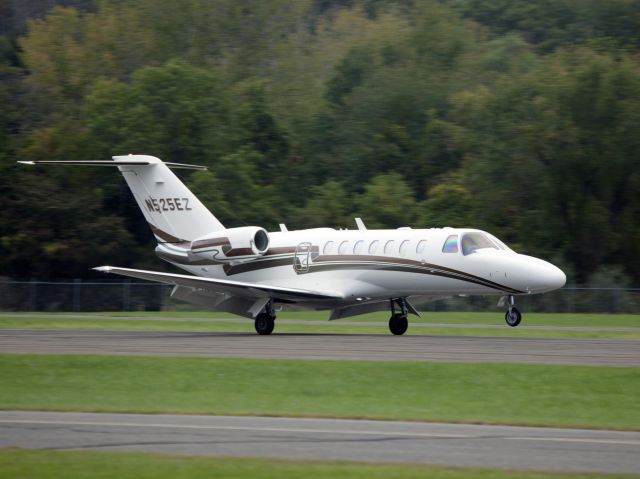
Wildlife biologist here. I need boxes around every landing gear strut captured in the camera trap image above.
[389,298,409,335]
[504,295,522,327]
[255,300,276,335]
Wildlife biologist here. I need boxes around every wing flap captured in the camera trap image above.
[94,266,343,302]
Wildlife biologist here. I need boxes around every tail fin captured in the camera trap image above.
[19,155,225,243]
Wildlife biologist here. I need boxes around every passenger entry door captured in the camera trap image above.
[294,242,312,274]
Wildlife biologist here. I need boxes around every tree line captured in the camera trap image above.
[1,0,639,288]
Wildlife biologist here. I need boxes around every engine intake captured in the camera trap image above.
[189,226,270,263]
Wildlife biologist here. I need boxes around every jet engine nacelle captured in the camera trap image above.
[189,226,270,263]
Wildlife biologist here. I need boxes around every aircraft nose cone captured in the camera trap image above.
[513,256,566,293]
[529,260,566,293]
[545,263,566,291]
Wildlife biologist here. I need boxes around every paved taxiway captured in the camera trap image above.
[1,329,638,366]
[1,411,639,474]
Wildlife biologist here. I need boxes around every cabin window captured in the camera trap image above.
[323,241,335,255]
[353,240,365,254]
[416,240,427,254]
[442,234,459,253]
[384,240,395,255]
[368,240,379,254]
[338,240,349,254]
[461,232,499,256]
[399,240,410,256]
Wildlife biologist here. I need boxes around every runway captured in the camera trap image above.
[1,411,639,474]
[1,329,638,366]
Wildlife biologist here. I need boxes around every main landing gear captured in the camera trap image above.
[389,298,409,335]
[504,295,522,327]
[254,300,276,335]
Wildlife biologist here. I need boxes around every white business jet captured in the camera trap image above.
[20,155,566,335]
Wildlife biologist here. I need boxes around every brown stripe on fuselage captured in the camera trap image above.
[191,237,230,250]
[314,254,522,293]
[265,246,297,256]
[217,250,523,294]
[308,261,523,294]
[154,238,522,294]
[226,247,256,257]
[156,249,222,266]
[148,223,190,246]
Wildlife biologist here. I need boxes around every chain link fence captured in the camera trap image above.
[0,280,638,313]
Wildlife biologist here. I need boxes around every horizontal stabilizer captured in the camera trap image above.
[17,159,207,170]
[94,266,343,302]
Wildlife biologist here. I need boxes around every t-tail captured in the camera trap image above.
[20,155,271,261]
[18,155,225,244]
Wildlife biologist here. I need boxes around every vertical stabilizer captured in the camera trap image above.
[114,155,224,243]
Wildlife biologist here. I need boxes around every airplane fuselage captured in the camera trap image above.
[157,226,566,311]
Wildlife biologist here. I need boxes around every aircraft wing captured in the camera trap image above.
[94,266,343,302]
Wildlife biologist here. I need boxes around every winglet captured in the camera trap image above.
[93,266,113,273]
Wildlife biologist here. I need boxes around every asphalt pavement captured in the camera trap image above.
[0,329,638,366]
[1,411,639,474]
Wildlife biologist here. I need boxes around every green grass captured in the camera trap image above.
[1,354,638,430]
[6,310,640,326]
[2,449,638,479]
[1,312,639,339]
[3,449,637,479]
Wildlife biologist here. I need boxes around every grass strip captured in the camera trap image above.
[0,354,638,430]
[4,311,640,326]
[1,449,638,479]
[1,315,639,339]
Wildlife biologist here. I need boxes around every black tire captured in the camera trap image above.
[389,313,408,335]
[505,307,522,327]
[255,313,275,335]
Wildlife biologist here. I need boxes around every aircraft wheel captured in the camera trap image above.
[505,307,522,327]
[255,313,275,335]
[389,313,408,335]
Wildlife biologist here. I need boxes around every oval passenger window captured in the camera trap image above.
[384,240,395,254]
[323,241,335,255]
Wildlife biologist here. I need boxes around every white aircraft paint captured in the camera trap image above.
[20,155,566,335]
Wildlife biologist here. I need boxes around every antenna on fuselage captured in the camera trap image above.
[355,218,367,231]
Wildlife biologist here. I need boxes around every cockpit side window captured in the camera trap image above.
[461,232,499,256]
[442,234,459,253]
[487,233,509,250]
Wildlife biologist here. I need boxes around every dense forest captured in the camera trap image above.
[0,0,639,287]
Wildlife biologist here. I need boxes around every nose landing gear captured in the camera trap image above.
[389,298,409,335]
[503,295,522,327]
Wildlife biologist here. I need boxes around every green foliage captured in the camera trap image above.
[355,173,418,228]
[421,184,473,228]
[0,0,639,284]
[85,60,231,163]
[293,180,351,229]
[448,0,640,52]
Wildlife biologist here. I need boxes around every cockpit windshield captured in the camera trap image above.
[461,232,500,256]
